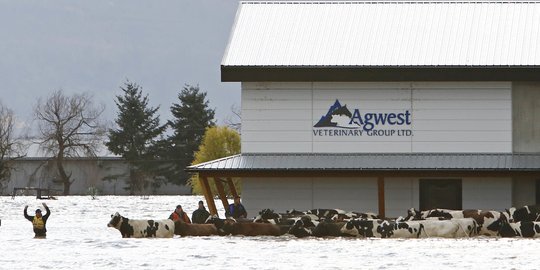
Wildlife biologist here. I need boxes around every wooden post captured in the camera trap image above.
[378,177,385,219]
[226,177,239,198]
[200,176,218,216]
[214,178,230,211]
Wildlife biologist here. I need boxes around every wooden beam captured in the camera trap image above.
[378,177,385,219]
[214,177,230,211]
[226,177,239,198]
[200,176,218,216]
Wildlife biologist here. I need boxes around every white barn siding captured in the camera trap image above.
[242,81,512,153]
[312,178,378,213]
[462,177,512,211]
[242,177,379,217]
[242,177,314,217]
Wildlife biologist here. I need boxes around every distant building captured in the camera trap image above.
[3,145,190,196]
[189,1,540,218]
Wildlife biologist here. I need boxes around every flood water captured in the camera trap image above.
[1,195,539,269]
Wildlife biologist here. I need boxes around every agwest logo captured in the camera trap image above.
[314,99,412,132]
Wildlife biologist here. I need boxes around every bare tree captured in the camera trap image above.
[0,103,24,193]
[34,90,106,195]
[224,104,241,134]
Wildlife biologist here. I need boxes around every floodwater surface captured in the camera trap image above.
[0,196,538,270]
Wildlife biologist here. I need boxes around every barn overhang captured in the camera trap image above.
[221,66,540,82]
[187,153,540,218]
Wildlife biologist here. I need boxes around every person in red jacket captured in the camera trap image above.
[169,205,191,223]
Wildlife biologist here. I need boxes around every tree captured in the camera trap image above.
[34,90,105,195]
[167,84,215,185]
[106,81,166,195]
[224,104,241,134]
[189,126,241,195]
[0,103,24,193]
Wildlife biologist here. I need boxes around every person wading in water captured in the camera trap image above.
[24,203,51,238]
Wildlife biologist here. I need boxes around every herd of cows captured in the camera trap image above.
[107,205,540,239]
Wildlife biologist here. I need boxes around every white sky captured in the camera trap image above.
[0,0,241,133]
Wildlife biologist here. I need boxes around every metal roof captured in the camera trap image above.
[222,1,540,67]
[187,153,540,172]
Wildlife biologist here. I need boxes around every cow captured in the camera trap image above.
[107,212,174,238]
[340,219,383,237]
[173,220,218,237]
[404,208,463,220]
[403,208,428,221]
[377,220,423,238]
[288,218,315,238]
[404,208,506,236]
[489,218,540,238]
[462,210,509,236]
[312,221,347,237]
[448,218,479,237]
[307,209,340,220]
[506,205,540,223]
[288,218,343,238]
[351,212,380,220]
[287,216,320,238]
[253,209,282,224]
[416,220,461,238]
[221,218,283,236]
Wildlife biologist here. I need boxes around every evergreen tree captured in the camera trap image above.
[167,84,215,185]
[106,81,166,194]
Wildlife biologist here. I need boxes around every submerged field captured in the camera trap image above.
[1,195,539,269]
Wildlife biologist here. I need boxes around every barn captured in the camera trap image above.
[187,1,540,218]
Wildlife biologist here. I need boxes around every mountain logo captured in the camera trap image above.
[314,99,355,128]
[314,99,412,131]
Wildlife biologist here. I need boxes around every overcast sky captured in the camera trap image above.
[0,0,241,133]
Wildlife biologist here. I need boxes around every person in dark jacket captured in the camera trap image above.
[192,200,211,224]
[24,203,51,238]
[169,205,191,223]
[226,196,247,219]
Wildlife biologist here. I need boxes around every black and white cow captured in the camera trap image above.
[377,220,423,238]
[415,220,461,238]
[307,209,340,220]
[506,205,540,223]
[489,218,540,238]
[287,216,320,238]
[307,208,379,221]
[107,212,174,238]
[253,209,282,224]
[404,208,506,236]
[312,221,347,237]
[340,219,383,237]
[404,208,462,220]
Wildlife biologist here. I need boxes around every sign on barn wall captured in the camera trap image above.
[313,99,413,137]
[241,82,512,153]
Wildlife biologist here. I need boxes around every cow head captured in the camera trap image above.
[108,212,123,228]
[221,219,237,235]
[254,209,281,224]
[405,208,421,221]
[288,218,313,238]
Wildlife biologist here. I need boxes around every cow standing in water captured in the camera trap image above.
[404,208,505,236]
[173,220,219,237]
[506,205,540,223]
[107,212,174,238]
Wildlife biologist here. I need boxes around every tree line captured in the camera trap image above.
[0,80,241,195]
